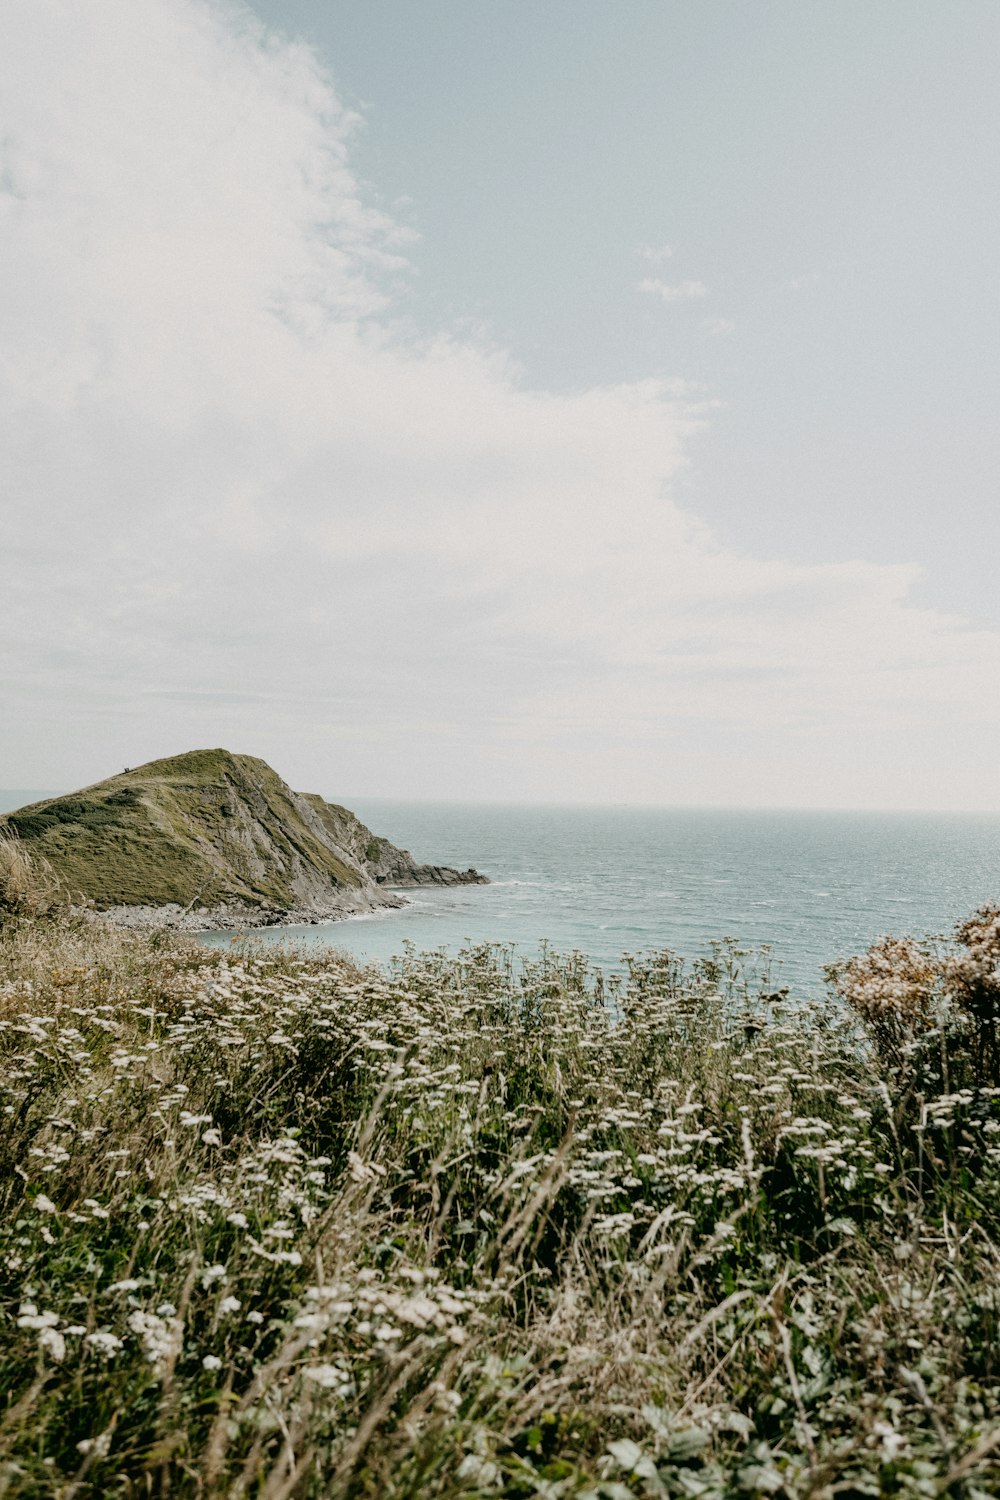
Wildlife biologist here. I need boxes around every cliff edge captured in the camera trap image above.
[0,749,486,929]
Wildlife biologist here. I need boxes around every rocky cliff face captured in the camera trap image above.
[303,797,488,888]
[1,749,486,928]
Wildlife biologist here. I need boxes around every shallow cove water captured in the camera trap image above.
[194,803,1000,997]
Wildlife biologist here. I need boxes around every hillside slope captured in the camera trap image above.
[0,749,485,926]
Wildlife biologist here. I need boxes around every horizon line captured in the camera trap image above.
[4,787,1000,819]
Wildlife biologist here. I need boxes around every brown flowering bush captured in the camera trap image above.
[825,934,938,1075]
[947,905,1000,1084]
[829,907,1000,1094]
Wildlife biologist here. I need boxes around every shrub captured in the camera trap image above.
[825,933,937,1075]
[946,904,1000,1084]
[6,788,138,841]
[829,907,1000,1094]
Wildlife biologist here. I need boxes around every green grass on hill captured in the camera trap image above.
[2,908,1000,1496]
[0,750,365,909]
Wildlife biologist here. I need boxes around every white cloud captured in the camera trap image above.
[704,316,736,337]
[637,277,708,303]
[637,242,674,263]
[2,0,1000,807]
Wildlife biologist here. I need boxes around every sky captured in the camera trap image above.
[2,0,999,808]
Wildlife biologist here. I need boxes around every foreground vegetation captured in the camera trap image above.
[3,876,1000,1495]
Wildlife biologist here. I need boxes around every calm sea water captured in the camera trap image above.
[194,801,1000,997]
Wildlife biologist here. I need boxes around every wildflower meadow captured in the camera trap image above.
[2,886,1000,1495]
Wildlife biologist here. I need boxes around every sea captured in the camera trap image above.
[208,801,1000,997]
[4,791,999,997]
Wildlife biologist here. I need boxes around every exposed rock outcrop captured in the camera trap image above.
[303,797,488,888]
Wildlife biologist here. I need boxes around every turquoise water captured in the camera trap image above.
[195,802,1000,997]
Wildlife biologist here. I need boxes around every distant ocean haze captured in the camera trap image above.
[185,800,1000,996]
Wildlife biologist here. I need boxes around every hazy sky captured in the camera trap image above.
[3,0,999,807]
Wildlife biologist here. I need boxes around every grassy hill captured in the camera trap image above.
[0,749,481,918]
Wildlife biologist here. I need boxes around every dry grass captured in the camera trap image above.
[0,914,999,1496]
[0,831,61,922]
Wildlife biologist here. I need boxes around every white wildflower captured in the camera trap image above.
[303,1363,355,1396]
[127,1310,181,1372]
[76,1431,113,1458]
[873,1422,905,1461]
[39,1326,66,1362]
[17,1304,59,1330]
[85,1331,123,1358]
[294,1311,329,1333]
[456,1455,500,1487]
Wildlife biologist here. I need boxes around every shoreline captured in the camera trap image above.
[81,889,409,934]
